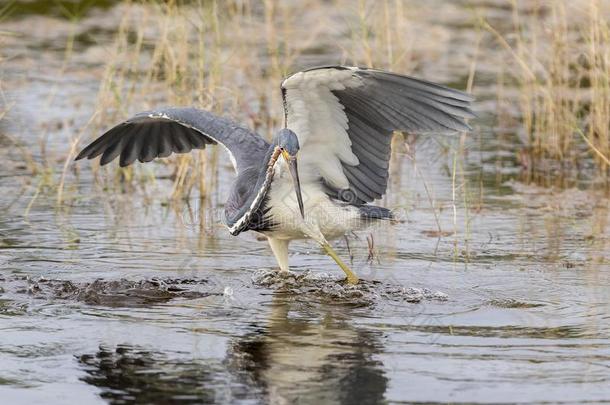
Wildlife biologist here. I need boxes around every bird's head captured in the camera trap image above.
[272,128,300,156]
[272,128,304,219]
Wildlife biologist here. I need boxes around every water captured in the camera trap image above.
[1,1,610,403]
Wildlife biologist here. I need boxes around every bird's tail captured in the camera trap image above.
[358,205,393,220]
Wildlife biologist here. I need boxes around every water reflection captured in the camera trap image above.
[76,292,388,404]
[227,293,387,404]
[79,345,219,404]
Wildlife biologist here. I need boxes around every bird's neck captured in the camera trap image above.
[226,145,282,235]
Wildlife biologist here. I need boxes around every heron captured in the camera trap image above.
[76,66,474,284]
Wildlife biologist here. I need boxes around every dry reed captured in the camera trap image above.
[486,0,610,178]
[75,0,434,202]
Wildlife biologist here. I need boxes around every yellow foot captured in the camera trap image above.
[322,243,359,285]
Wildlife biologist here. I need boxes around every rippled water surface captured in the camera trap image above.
[1,1,610,403]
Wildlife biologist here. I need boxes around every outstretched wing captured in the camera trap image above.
[281,66,475,203]
[75,107,269,173]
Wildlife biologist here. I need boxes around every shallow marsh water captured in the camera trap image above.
[1,1,610,403]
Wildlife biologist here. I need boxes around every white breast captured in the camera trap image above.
[264,168,363,241]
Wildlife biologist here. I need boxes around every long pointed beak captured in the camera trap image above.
[282,151,305,219]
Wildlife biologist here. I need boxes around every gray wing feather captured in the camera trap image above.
[285,66,475,204]
[140,123,159,162]
[338,70,474,202]
[76,107,269,173]
[171,126,192,153]
[100,135,127,166]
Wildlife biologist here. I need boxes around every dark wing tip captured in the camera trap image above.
[74,113,215,167]
[74,150,87,161]
[74,136,106,161]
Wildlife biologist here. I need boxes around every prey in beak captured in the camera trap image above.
[281,149,305,219]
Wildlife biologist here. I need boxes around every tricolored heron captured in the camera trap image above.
[76,66,474,284]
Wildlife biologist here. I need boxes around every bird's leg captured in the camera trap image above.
[321,242,359,285]
[268,237,290,272]
[299,222,359,284]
